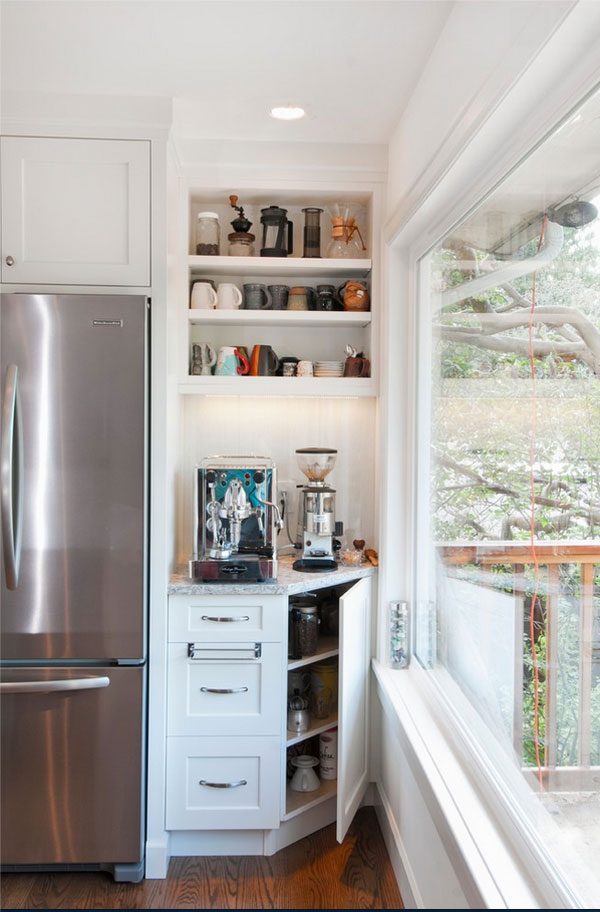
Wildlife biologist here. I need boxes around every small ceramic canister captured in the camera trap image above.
[297,360,313,377]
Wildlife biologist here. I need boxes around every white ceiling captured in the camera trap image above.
[0,0,451,143]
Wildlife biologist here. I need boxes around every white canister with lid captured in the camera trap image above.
[196,211,220,255]
[319,728,337,780]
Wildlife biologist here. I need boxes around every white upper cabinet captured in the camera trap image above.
[1,137,150,286]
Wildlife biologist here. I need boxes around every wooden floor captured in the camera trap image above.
[0,808,402,910]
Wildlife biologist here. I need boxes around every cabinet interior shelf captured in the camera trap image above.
[283,778,337,821]
[286,713,338,748]
[178,376,376,397]
[188,309,372,329]
[189,255,372,278]
[287,637,339,670]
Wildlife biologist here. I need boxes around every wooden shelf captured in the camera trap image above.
[287,636,339,670]
[286,713,338,748]
[188,255,372,278]
[283,778,337,820]
[178,376,376,397]
[188,308,372,328]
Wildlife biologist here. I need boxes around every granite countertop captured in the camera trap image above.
[168,552,376,596]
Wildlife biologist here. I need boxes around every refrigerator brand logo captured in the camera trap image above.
[92,319,124,327]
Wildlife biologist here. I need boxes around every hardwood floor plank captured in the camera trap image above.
[0,808,403,910]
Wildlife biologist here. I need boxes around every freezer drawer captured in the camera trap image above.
[167,642,282,736]
[0,666,144,866]
[166,736,280,830]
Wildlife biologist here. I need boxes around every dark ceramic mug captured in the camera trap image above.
[249,344,280,376]
[268,285,290,310]
[243,283,272,310]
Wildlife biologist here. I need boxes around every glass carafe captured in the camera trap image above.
[326,204,366,259]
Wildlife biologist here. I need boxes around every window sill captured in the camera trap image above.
[372,660,579,909]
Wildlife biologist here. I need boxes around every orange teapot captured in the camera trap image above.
[336,281,370,312]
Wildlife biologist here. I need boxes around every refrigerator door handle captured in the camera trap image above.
[1,364,23,590]
[0,676,110,694]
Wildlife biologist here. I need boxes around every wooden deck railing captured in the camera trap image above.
[438,541,600,779]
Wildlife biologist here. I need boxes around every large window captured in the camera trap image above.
[415,89,600,904]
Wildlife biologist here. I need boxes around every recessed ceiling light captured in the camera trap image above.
[270,106,305,121]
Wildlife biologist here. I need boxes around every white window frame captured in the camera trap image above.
[376,7,600,906]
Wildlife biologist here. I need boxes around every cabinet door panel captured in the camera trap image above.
[337,576,371,842]
[1,137,150,285]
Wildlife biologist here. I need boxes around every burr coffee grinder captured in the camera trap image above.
[293,447,342,572]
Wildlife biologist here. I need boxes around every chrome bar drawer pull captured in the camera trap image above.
[200,686,248,695]
[188,643,262,660]
[201,615,250,623]
[199,779,247,789]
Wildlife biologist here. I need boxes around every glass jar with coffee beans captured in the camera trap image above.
[196,212,220,255]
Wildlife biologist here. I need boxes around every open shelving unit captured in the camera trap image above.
[188,309,372,329]
[283,778,337,822]
[189,254,372,279]
[287,636,339,670]
[285,595,341,820]
[181,186,378,397]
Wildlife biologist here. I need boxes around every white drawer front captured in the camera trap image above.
[168,643,283,736]
[168,594,285,643]
[166,736,280,830]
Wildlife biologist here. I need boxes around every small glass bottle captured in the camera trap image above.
[196,212,220,255]
[389,601,410,668]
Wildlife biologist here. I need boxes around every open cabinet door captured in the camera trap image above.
[337,576,371,842]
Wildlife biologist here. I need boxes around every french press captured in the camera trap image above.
[260,205,294,257]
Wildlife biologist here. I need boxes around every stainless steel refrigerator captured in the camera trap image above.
[0,293,148,883]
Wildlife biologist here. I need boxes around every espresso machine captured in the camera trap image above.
[190,456,282,582]
[293,447,341,572]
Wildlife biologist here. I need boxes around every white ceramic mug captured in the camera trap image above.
[297,360,313,377]
[216,283,243,310]
[190,281,217,310]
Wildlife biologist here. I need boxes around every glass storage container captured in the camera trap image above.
[228,232,255,256]
[196,212,220,255]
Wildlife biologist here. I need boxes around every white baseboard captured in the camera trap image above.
[144,837,170,879]
[374,782,421,909]
[169,829,266,856]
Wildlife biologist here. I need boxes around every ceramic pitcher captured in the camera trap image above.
[215,346,250,376]
[190,343,217,376]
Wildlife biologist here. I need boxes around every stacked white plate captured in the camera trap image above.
[314,360,344,378]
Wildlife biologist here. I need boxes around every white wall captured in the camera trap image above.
[375,698,470,909]
[386,0,573,219]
